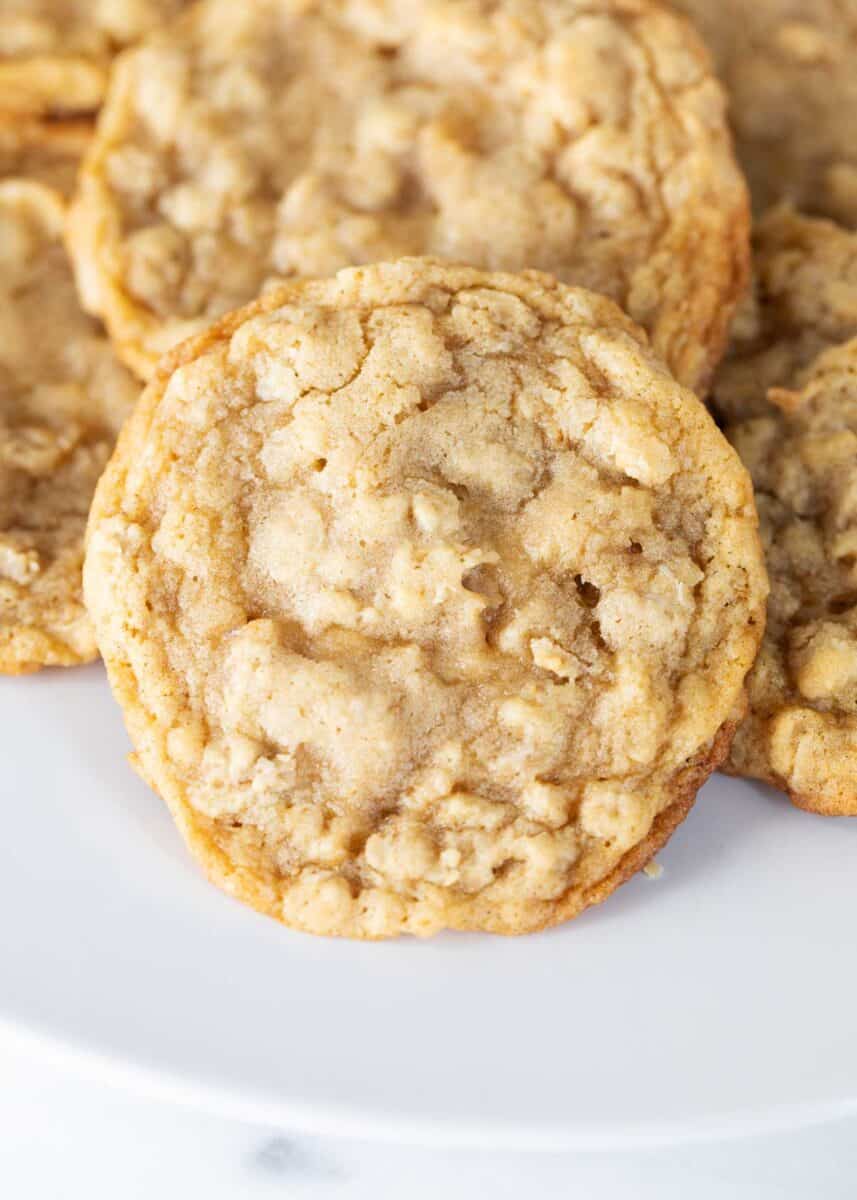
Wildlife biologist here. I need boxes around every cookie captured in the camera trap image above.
[712,207,857,423]
[68,0,749,390]
[84,259,766,937]
[0,114,90,196]
[726,341,857,815]
[0,0,189,115]
[672,1,857,225]
[0,179,138,674]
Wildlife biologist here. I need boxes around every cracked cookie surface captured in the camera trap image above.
[712,207,857,423]
[85,259,766,937]
[673,1,857,225]
[726,339,857,815]
[709,205,857,812]
[0,180,138,673]
[0,0,189,115]
[68,0,748,390]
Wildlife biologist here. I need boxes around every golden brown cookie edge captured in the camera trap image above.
[85,260,768,936]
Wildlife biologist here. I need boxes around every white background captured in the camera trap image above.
[2,1037,856,1198]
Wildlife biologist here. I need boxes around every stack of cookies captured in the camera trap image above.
[1,0,852,939]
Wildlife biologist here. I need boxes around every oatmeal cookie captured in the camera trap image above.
[0,0,189,116]
[726,341,857,815]
[0,114,90,196]
[85,259,766,937]
[672,1,857,225]
[68,0,748,390]
[0,180,138,673]
[713,206,857,423]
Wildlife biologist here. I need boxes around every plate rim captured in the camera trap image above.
[5,667,857,1153]
[4,1013,857,1152]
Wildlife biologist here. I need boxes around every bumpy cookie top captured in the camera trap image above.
[712,207,857,423]
[0,180,138,673]
[85,260,765,937]
[673,1,857,225]
[69,0,748,389]
[726,341,857,815]
[0,0,189,114]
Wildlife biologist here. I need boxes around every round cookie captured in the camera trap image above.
[672,1,857,225]
[725,341,857,816]
[0,0,189,116]
[84,259,766,938]
[0,114,90,196]
[0,179,138,673]
[712,207,857,423]
[68,0,749,390]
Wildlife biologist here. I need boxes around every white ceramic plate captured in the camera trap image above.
[2,664,856,1150]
